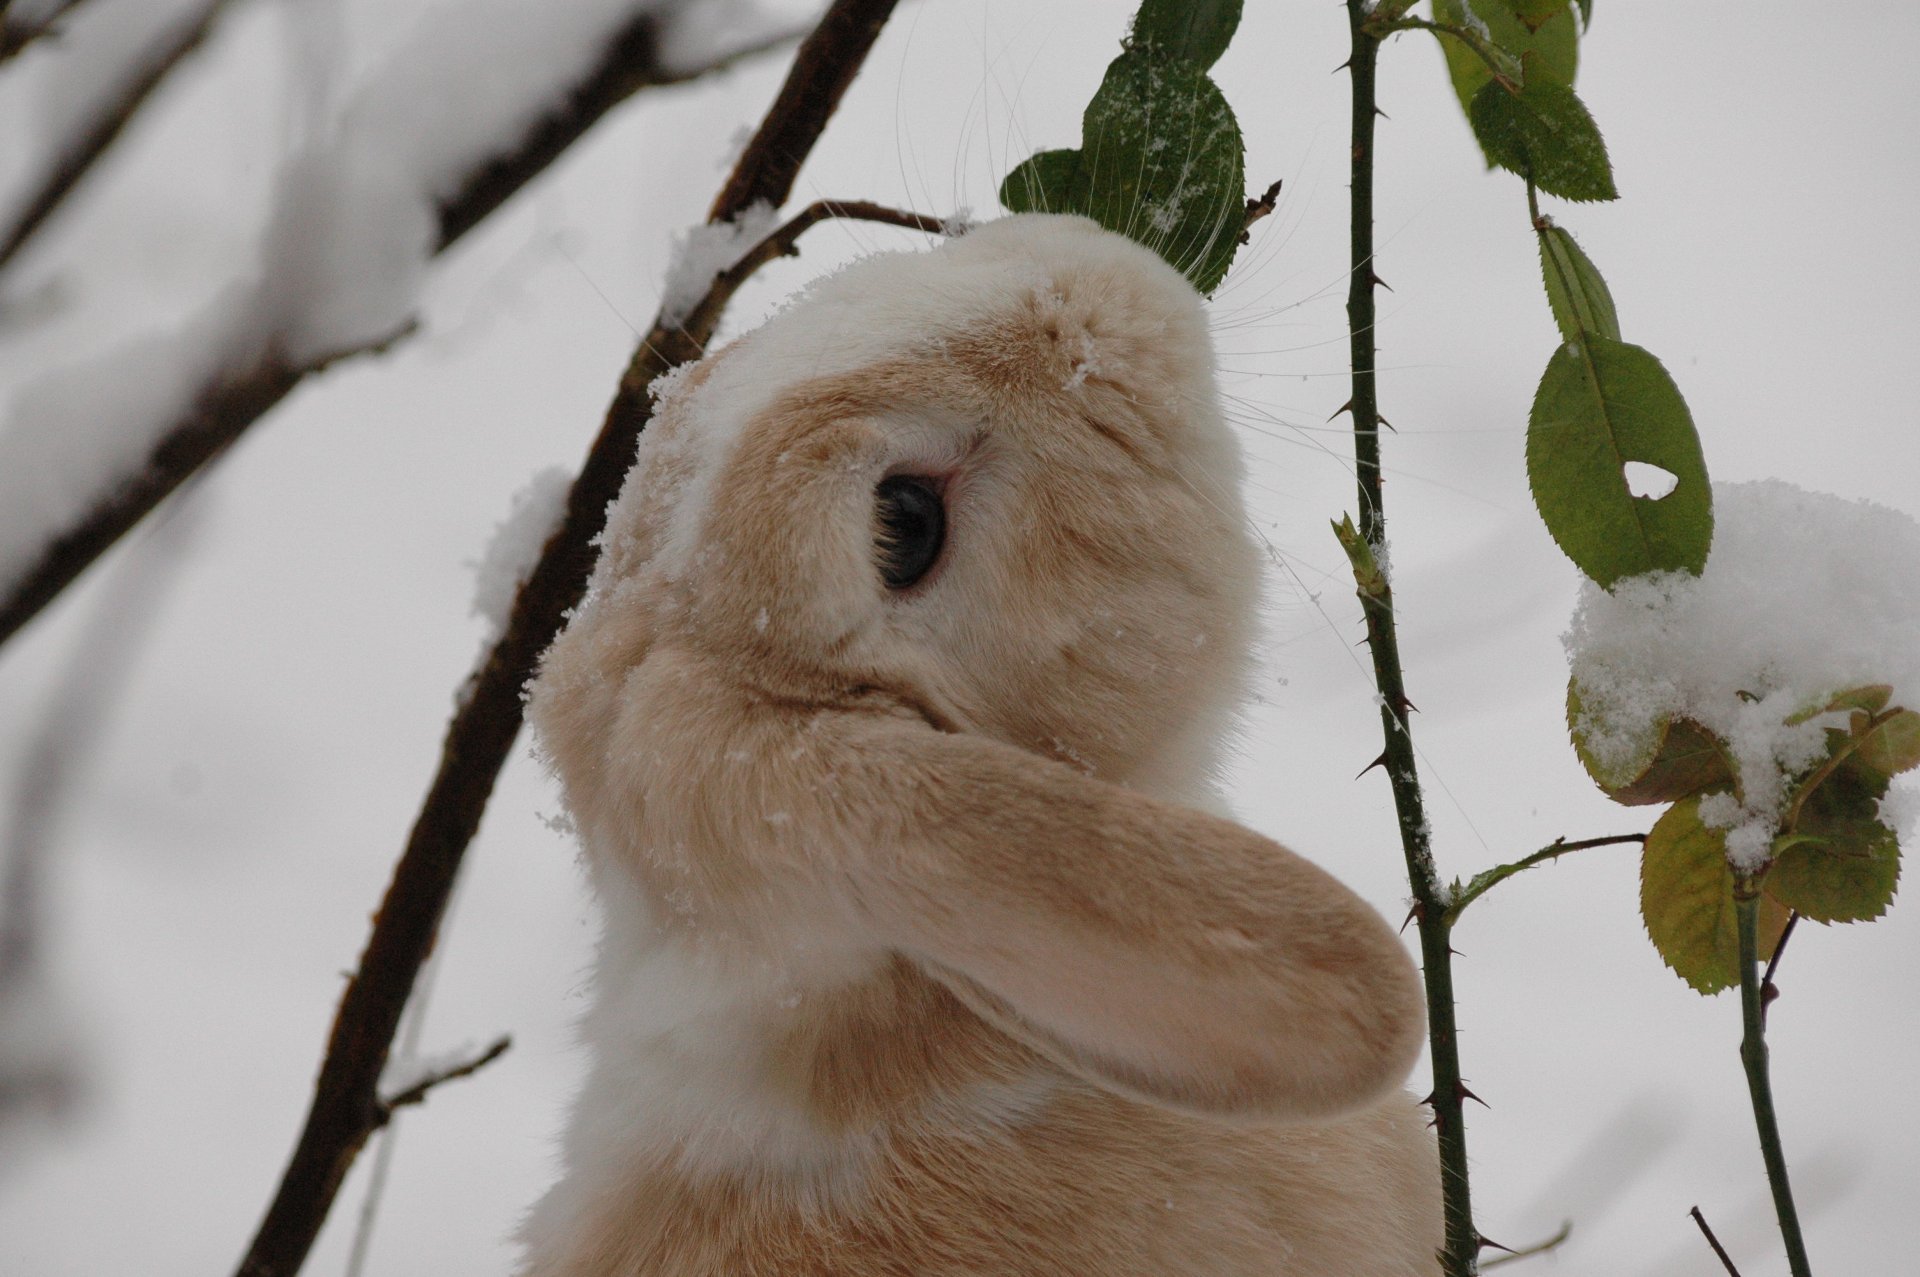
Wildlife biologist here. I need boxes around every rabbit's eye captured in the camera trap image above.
[874,476,945,590]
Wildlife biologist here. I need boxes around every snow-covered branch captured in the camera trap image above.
[231,4,906,1274]
[0,0,232,277]
[0,0,800,653]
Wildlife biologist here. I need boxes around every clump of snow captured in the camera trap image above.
[1567,479,1920,869]
[472,467,573,634]
[658,201,780,328]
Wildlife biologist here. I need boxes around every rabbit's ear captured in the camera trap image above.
[827,714,1426,1122]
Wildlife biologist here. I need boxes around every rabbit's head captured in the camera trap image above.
[552,214,1259,803]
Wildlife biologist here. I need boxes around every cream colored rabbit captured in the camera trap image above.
[518,213,1441,1275]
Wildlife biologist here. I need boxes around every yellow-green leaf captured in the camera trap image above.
[1771,770,1903,922]
[1640,797,1742,994]
[1854,709,1920,781]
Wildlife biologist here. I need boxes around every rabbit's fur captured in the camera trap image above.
[519,214,1441,1275]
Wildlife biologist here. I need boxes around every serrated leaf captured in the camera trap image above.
[1072,50,1246,294]
[1853,709,1920,781]
[1470,78,1617,202]
[1433,0,1578,124]
[1538,223,1619,343]
[1640,796,1742,994]
[1528,336,1713,587]
[1770,769,1901,922]
[1131,0,1241,69]
[999,148,1082,215]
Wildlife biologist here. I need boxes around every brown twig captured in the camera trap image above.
[0,12,797,653]
[1690,1205,1745,1276]
[0,0,231,277]
[229,4,904,1275]
[1239,177,1282,244]
[0,0,89,64]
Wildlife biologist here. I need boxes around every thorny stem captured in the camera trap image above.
[1343,7,1478,1273]
[1480,1220,1573,1270]
[1734,890,1814,1277]
[230,4,906,1274]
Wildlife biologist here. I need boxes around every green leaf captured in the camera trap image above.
[1432,0,1578,122]
[999,148,1082,215]
[1131,0,1242,69]
[996,7,1250,294]
[1505,0,1568,32]
[1072,50,1247,294]
[1470,78,1617,202]
[1528,336,1713,587]
[1770,769,1902,922]
[1538,223,1619,343]
[1640,796,1742,994]
[1853,708,1920,782]
[1577,0,1593,29]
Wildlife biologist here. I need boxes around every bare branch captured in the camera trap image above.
[0,11,796,654]
[0,0,90,65]
[0,0,232,277]
[1690,1205,1745,1276]
[230,5,906,1275]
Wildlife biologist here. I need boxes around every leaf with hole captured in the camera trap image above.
[1538,223,1619,342]
[1130,0,1241,69]
[1528,336,1713,587]
[1470,77,1616,201]
[1432,1,1577,125]
[1641,797,1787,994]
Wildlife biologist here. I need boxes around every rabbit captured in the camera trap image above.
[516,212,1441,1276]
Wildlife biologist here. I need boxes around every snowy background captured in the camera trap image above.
[1,1,1915,1273]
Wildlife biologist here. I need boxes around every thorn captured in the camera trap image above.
[1333,57,1353,74]
[1458,1081,1490,1110]
[1401,902,1424,934]
[1375,105,1390,120]
[1376,414,1397,433]
[1478,1234,1516,1255]
[1417,1089,1436,1108]
[1357,750,1390,780]
[1393,693,1419,715]
[1328,398,1353,421]
[1447,943,1463,957]
[1370,270,1394,292]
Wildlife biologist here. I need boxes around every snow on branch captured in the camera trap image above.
[232,5,909,1274]
[0,0,799,653]
[0,0,231,277]
[373,1035,511,1121]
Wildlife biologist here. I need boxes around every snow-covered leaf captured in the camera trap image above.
[1470,77,1616,202]
[1569,683,1730,804]
[1528,336,1712,588]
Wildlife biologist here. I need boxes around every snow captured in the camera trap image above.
[658,200,780,327]
[471,467,573,635]
[378,1039,483,1103]
[1566,480,1920,869]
